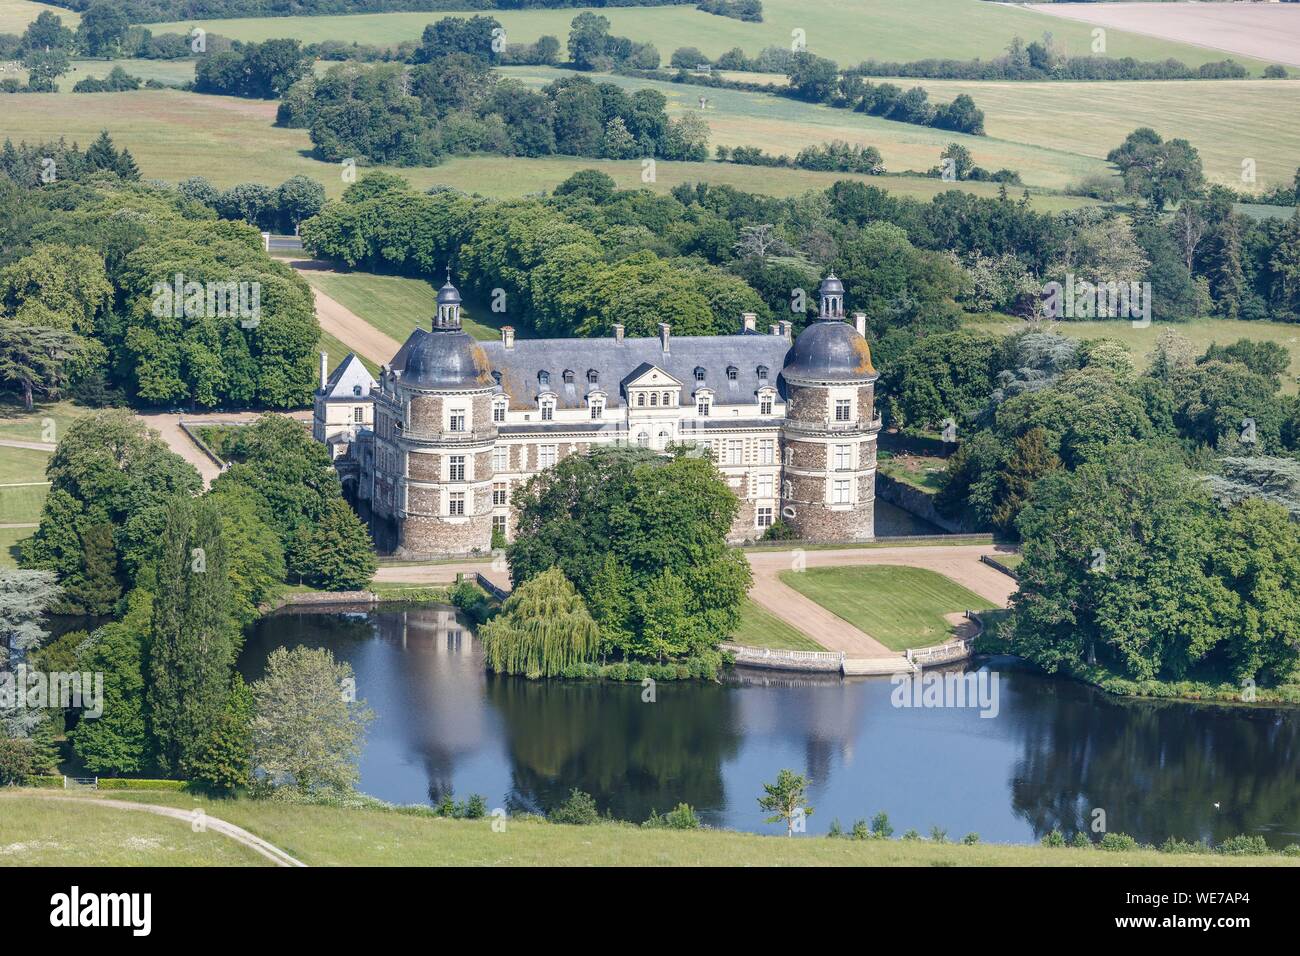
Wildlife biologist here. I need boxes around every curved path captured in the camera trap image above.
[2,792,306,867]
[292,261,401,366]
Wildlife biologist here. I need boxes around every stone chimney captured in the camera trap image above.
[853,312,867,338]
[319,351,328,390]
[501,326,515,349]
[769,323,781,336]
[778,320,792,339]
[613,323,625,343]
[659,322,671,353]
[741,312,757,334]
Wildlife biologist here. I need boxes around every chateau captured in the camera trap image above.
[314,274,882,557]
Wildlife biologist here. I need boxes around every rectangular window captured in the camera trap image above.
[832,479,851,505]
[354,407,364,423]
[448,455,465,481]
[493,482,508,506]
[697,399,710,417]
[539,445,557,469]
[834,399,852,422]
[726,440,743,466]
[591,403,603,420]
[541,403,554,421]
[760,395,773,415]
[834,444,852,471]
[448,491,465,516]
[492,446,508,471]
[449,409,466,432]
[759,439,775,465]
[756,474,773,499]
[492,514,507,535]
[756,506,774,529]
[493,404,506,423]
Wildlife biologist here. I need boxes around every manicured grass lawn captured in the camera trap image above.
[9,791,1289,866]
[318,328,380,377]
[0,795,270,866]
[877,450,946,492]
[148,0,1272,70]
[299,269,507,343]
[966,315,1300,394]
[0,446,49,485]
[0,526,33,569]
[730,597,825,651]
[0,484,48,526]
[778,565,996,650]
[0,399,84,443]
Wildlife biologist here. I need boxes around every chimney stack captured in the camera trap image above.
[853,312,867,338]
[659,322,671,353]
[778,320,792,339]
[613,323,625,343]
[741,312,757,334]
[319,351,328,390]
[769,323,780,336]
[501,326,515,349]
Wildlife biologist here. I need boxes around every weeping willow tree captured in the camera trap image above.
[478,568,601,679]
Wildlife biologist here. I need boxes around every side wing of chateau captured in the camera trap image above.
[314,274,882,557]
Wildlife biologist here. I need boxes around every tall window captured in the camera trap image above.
[637,432,650,448]
[834,399,852,422]
[591,401,603,420]
[637,393,646,407]
[541,401,554,421]
[539,445,557,468]
[834,444,852,470]
[760,394,773,415]
[492,514,507,536]
[353,407,364,423]
[448,491,465,516]
[587,369,599,385]
[448,455,465,481]
[492,446,508,471]
[756,506,774,529]
[539,371,550,387]
[662,392,671,406]
[449,409,466,432]
[697,397,710,417]
[493,482,508,506]
[650,393,658,407]
[759,439,775,465]
[832,479,851,505]
[726,439,743,466]
[757,474,774,498]
[757,366,768,382]
[493,401,506,423]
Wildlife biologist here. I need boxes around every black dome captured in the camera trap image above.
[782,320,876,383]
[436,281,462,306]
[401,329,492,389]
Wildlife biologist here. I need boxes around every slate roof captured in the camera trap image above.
[321,353,376,400]
[464,332,794,410]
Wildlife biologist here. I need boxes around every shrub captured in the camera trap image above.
[1160,836,1211,855]
[24,775,65,790]
[96,778,188,791]
[551,788,600,825]
[962,832,980,846]
[1215,834,1269,856]
[1282,844,1300,857]
[1041,829,1066,848]
[1098,832,1139,852]
[850,819,870,840]
[929,825,949,844]
[826,819,843,838]
[644,803,701,829]
[901,828,921,841]
[1072,832,1092,848]
[0,738,35,785]
[870,811,893,839]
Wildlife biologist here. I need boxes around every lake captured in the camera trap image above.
[241,604,1300,847]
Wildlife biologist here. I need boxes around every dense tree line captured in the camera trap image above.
[849,34,1255,81]
[194,37,312,98]
[178,174,326,233]
[280,59,708,167]
[41,0,696,23]
[1,137,320,410]
[716,141,886,175]
[696,0,760,20]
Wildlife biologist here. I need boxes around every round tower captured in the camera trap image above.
[392,272,498,555]
[778,274,881,541]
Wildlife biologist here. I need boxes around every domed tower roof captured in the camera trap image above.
[818,273,845,297]
[401,328,493,390]
[783,274,875,384]
[436,279,462,306]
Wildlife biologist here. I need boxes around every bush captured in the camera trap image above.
[850,819,870,840]
[96,778,188,791]
[550,788,600,825]
[0,738,36,785]
[643,803,701,829]
[1283,844,1300,857]
[1098,832,1139,852]
[1041,829,1066,848]
[962,832,980,845]
[870,811,893,839]
[929,825,949,844]
[24,775,65,790]
[1160,836,1211,855]
[901,828,921,841]
[1072,832,1092,848]
[1215,834,1269,856]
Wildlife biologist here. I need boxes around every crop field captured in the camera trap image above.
[966,315,1300,394]
[1027,2,1300,69]
[0,88,1094,206]
[5,57,199,89]
[146,0,1274,71]
[503,65,1111,191]
[859,76,1300,193]
[0,0,76,33]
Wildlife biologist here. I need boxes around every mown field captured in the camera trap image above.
[7,791,1293,866]
[779,565,996,650]
[966,315,1300,394]
[0,88,1094,205]
[0,0,75,32]
[146,0,1275,71]
[730,597,825,651]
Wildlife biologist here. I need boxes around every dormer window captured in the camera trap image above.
[538,371,550,387]
[353,384,363,396]
[760,393,773,415]
[694,367,706,382]
[726,366,738,382]
[562,370,574,385]
[587,369,599,385]
[757,365,768,381]
[492,398,507,423]
[541,399,554,421]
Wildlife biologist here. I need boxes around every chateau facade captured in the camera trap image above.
[314,274,882,557]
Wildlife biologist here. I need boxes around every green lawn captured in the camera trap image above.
[0,446,49,485]
[5,57,199,89]
[5,790,1288,866]
[966,315,1300,394]
[0,526,32,569]
[0,485,49,526]
[0,0,76,33]
[299,268,508,343]
[148,0,1274,71]
[877,450,946,492]
[779,565,996,650]
[0,795,270,866]
[318,328,380,377]
[730,597,825,651]
[0,399,84,443]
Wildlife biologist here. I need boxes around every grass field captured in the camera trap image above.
[0,445,48,485]
[6,790,1291,866]
[298,268,505,343]
[730,597,826,651]
[0,485,48,526]
[877,450,946,492]
[858,76,1300,193]
[4,57,199,89]
[966,315,1300,394]
[0,0,76,33]
[0,795,270,866]
[503,65,1111,191]
[0,399,85,443]
[0,526,31,568]
[0,89,1094,205]
[318,328,380,377]
[147,0,1275,71]
[779,565,997,650]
